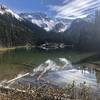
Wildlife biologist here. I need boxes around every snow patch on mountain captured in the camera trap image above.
[59,25,68,32]
[0,4,23,21]
[6,9,22,20]
[83,13,96,23]
[20,12,70,32]
[31,18,55,31]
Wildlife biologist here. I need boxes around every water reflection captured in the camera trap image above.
[0,48,99,89]
[0,58,99,91]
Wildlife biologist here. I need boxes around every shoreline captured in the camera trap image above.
[0,46,26,52]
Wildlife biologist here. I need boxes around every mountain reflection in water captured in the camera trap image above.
[0,58,99,91]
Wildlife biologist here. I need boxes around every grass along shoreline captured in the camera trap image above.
[0,82,99,100]
[0,46,29,52]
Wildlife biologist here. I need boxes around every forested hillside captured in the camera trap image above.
[64,10,100,51]
[0,6,47,47]
[0,4,100,51]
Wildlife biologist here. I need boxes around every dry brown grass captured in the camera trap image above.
[0,46,26,52]
[0,82,99,100]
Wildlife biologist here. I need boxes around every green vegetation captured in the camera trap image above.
[0,6,100,100]
[0,13,47,47]
[0,10,100,51]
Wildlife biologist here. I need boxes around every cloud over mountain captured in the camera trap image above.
[49,0,100,19]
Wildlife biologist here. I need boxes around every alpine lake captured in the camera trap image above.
[0,47,100,90]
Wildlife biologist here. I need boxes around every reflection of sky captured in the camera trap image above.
[44,69,98,87]
[4,58,100,90]
[33,59,99,88]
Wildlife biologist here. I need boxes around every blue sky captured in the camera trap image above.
[0,0,63,16]
[0,0,100,19]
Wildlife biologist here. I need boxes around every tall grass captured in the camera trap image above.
[0,82,99,100]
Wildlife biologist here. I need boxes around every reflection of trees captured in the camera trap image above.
[80,64,95,74]
[79,63,100,84]
[95,71,100,83]
[87,64,95,74]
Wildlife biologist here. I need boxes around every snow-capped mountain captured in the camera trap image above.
[0,4,96,33]
[0,4,23,21]
[84,14,96,24]
[20,12,55,32]
[19,12,71,32]
[0,4,48,47]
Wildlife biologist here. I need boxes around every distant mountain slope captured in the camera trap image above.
[0,4,22,21]
[64,15,100,51]
[19,12,71,32]
[0,4,100,51]
[0,5,47,47]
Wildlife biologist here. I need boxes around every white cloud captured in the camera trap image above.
[49,0,100,19]
[63,0,74,4]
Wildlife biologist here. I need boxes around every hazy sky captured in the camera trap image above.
[0,0,100,19]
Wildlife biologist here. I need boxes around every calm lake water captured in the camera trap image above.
[0,48,100,88]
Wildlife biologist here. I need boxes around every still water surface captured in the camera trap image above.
[0,48,99,88]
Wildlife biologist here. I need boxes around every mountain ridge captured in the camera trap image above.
[19,12,71,32]
[0,4,100,51]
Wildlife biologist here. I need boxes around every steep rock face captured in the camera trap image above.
[0,5,47,47]
[65,18,98,50]
[19,12,70,32]
[0,4,100,51]
[0,4,22,21]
